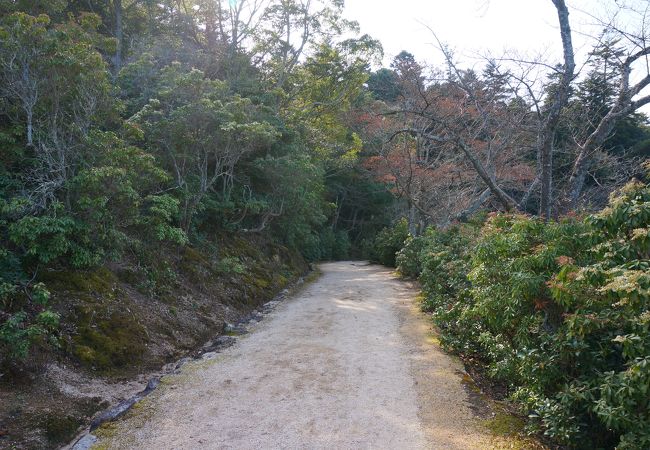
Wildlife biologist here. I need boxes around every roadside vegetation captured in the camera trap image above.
[366,174,650,448]
[0,2,392,446]
[1,0,650,448]
[0,1,392,373]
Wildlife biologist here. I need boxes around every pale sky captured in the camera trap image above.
[343,0,642,71]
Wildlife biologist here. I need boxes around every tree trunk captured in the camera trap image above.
[539,0,576,220]
[539,139,553,219]
[26,109,33,147]
[457,139,519,211]
[565,105,634,209]
[442,188,491,227]
[565,152,590,207]
[408,202,418,236]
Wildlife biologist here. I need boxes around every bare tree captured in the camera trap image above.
[564,5,650,208]
[508,0,649,214]
[372,57,536,227]
[379,0,650,225]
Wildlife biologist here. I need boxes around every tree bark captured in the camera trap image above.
[539,0,575,220]
[408,202,418,236]
[442,188,491,227]
[457,139,519,211]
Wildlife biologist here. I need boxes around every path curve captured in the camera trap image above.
[91,262,495,449]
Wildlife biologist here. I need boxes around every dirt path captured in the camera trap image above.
[88,262,500,449]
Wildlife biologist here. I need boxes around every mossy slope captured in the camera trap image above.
[0,233,308,449]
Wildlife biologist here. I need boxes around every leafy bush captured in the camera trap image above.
[216,256,246,274]
[366,218,409,267]
[0,279,59,363]
[395,234,425,278]
[400,178,650,448]
[8,212,79,265]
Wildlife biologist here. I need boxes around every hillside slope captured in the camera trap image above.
[0,234,307,449]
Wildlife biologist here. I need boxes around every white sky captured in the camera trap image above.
[343,0,639,70]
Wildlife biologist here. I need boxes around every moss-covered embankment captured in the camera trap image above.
[0,233,308,449]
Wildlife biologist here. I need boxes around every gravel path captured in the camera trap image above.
[90,262,495,449]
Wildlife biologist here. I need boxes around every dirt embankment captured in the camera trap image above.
[0,234,307,449]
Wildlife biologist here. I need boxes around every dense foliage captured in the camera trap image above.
[363,218,409,267]
[395,176,650,448]
[0,1,395,366]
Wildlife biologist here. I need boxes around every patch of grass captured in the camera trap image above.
[484,410,525,436]
[482,407,547,450]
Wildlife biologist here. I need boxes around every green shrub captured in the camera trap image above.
[8,208,80,265]
[318,228,336,261]
[367,218,409,267]
[216,256,246,274]
[399,177,650,448]
[319,228,351,261]
[395,234,425,278]
[415,225,483,354]
[0,282,59,362]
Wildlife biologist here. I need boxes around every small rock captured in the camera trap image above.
[145,378,160,392]
[213,336,236,348]
[90,396,139,431]
[175,357,192,370]
[71,434,98,450]
[161,362,177,373]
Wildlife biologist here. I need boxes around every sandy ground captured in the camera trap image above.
[90,262,499,449]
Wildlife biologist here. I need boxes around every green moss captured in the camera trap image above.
[40,267,117,296]
[484,410,525,436]
[72,310,147,372]
[92,421,121,449]
[253,278,270,289]
[480,405,547,449]
[37,233,308,381]
[179,247,210,283]
[426,333,441,346]
[37,266,149,373]
[225,237,259,259]
[181,246,208,265]
[275,274,288,288]
[40,413,81,445]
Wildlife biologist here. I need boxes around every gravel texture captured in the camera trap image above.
[90,262,496,449]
